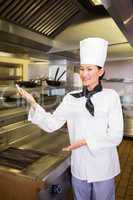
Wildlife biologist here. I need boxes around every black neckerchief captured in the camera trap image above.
[71,82,102,116]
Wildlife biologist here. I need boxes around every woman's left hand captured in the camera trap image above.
[62,139,86,151]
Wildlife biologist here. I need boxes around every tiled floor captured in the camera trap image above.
[67,138,133,200]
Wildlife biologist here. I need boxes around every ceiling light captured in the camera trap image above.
[0,51,13,57]
[90,0,102,6]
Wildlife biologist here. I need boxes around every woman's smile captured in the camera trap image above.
[79,64,104,89]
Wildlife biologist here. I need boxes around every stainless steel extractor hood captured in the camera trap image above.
[101,0,133,46]
[0,19,79,60]
[0,19,52,58]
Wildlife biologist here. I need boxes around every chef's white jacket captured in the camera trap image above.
[28,88,123,182]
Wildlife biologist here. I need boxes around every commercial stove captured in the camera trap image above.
[0,108,71,200]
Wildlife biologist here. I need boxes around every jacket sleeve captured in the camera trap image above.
[87,91,124,150]
[28,95,69,133]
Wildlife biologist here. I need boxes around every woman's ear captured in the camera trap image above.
[99,68,105,77]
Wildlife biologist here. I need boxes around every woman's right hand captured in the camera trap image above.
[17,86,37,108]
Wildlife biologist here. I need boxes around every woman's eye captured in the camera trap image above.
[87,68,92,71]
[80,68,92,71]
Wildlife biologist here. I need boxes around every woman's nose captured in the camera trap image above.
[82,70,89,77]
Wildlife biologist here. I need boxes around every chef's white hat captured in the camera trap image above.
[80,37,108,67]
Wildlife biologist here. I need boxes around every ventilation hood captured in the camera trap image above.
[0,0,108,60]
[0,0,79,37]
[0,0,132,61]
[101,0,133,46]
[0,19,51,59]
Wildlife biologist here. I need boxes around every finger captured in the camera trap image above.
[17,87,24,95]
[17,89,23,96]
[62,148,68,151]
[19,88,28,98]
[16,92,20,96]
[62,147,70,151]
[62,148,67,151]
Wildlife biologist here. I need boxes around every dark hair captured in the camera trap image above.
[97,66,105,80]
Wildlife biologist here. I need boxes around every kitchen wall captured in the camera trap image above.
[102,59,133,96]
[28,59,74,84]
[28,60,67,81]
[28,63,48,80]
[28,58,133,96]
[105,59,133,79]
[48,59,67,81]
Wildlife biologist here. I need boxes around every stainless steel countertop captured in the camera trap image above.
[0,131,70,181]
[0,87,70,183]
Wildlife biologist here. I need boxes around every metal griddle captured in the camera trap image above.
[0,147,46,170]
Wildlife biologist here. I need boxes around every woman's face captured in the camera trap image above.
[79,64,104,89]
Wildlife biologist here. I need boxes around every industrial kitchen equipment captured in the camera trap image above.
[0,86,71,200]
[0,117,71,200]
[120,95,133,137]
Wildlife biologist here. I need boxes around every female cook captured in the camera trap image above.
[18,37,123,200]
